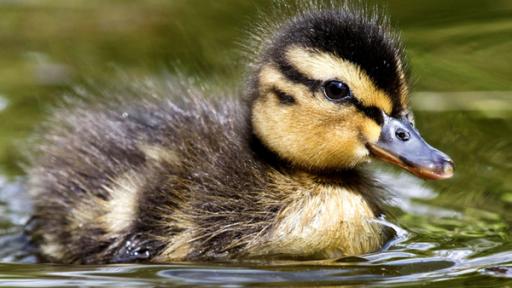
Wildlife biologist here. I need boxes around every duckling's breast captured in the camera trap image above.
[247,175,388,259]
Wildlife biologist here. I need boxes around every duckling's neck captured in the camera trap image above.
[249,130,386,214]
[249,131,366,178]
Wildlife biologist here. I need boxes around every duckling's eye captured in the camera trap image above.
[323,80,352,102]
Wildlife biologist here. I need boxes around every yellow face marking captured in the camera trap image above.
[285,46,393,114]
[363,118,381,144]
[255,64,380,169]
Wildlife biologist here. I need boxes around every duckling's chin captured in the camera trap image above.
[353,146,371,164]
[334,145,372,169]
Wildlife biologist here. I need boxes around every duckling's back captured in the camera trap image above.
[26,80,280,263]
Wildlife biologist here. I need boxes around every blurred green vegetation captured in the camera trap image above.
[0,0,510,175]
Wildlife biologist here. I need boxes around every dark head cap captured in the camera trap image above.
[259,5,408,115]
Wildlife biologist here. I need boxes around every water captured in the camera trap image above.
[0,0,511,286]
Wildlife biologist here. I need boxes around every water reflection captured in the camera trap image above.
[1,251,511,287]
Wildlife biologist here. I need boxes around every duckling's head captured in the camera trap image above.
[250,7,454,180]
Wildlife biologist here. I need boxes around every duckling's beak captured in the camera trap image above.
[366,114,454,180]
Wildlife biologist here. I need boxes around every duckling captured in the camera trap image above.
[25,2,454,264]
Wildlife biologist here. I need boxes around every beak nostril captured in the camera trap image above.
[395,128,410,142]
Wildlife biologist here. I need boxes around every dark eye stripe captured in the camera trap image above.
[274,55,387,124]
[271,87,296,105]
[351,99,384,125]
[275,59,322,91]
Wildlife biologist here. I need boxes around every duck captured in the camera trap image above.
[24,2,454,264]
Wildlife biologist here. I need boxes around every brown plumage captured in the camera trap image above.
[25,2,453,264]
